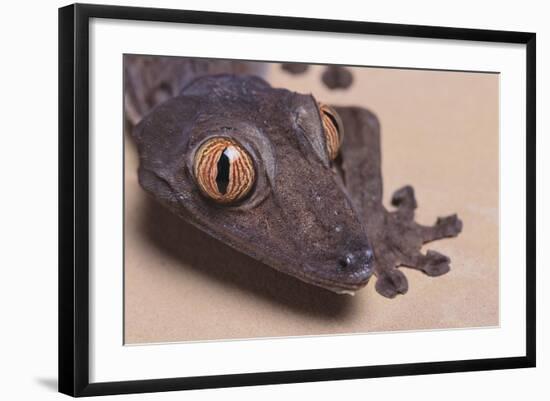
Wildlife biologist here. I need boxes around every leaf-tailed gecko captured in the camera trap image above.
[125,57,462,298]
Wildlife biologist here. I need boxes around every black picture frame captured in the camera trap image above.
[58,3,536,397]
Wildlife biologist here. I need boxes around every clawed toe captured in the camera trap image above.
[375,268,409,298]
[420,214,463,243]
[391,185,417,210]
[421,250,451,276]
[435,214,463,237]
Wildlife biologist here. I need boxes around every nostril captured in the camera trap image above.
[339,254,353,268]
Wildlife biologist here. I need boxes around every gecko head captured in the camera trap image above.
[133,75,374,294]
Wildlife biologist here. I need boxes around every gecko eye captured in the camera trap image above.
[319,103,344,160]
[193,137,256,204]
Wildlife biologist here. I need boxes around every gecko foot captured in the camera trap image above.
[375,268,408,298]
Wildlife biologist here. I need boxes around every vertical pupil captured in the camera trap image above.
[216,148,231,194]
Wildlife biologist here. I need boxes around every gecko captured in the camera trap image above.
[126,58,463,298]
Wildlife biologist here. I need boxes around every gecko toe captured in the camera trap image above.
[421,250,451,276]
[435,214,463,237]
[375,268,408,298]
[391,185,417,211]
[391,185,417,208]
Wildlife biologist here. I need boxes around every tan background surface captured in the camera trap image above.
[124,64,499,344]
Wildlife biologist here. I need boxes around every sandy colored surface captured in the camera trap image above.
[124,64,499,344]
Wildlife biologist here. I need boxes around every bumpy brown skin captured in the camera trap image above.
[131,73,462,298]
[335,107,463,297]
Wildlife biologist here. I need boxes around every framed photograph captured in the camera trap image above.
[58,3,536,397]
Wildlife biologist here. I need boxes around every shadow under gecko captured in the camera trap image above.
[130,73,462,298]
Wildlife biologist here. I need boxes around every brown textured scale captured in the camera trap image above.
[319,103,344,160]
[193,137,255,204]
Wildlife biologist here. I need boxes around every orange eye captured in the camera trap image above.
[193,137,256,204]
[319,103,344,160]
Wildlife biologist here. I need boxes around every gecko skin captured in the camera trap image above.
[131,74,462,297]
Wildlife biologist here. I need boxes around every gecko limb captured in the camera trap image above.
[336,106,463,298]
